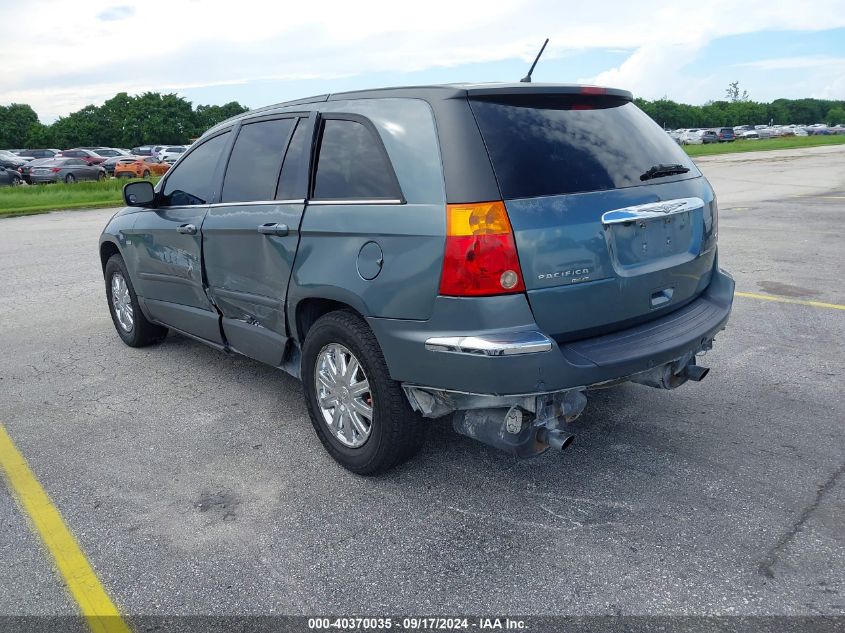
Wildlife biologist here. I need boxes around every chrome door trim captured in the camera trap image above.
[307,199,404,206]
[207,199,305,208]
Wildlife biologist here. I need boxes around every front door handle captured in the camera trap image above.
[177,224,197,235]
[257,223,289,237]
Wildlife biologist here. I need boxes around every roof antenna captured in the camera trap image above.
[520,38,549,83]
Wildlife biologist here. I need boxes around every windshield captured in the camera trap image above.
[470,95,700,199]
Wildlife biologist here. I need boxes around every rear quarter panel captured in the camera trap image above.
[289,98,446,321]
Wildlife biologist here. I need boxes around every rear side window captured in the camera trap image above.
[470,96,699,199]
[312,118,400,200]
[161,132,230,206]
[276,119,310,200]
[222,118,296,203]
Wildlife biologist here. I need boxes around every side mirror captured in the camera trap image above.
[123,180,155,207]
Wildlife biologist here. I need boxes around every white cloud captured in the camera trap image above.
[1,0,845,120]
[738,55,845,70]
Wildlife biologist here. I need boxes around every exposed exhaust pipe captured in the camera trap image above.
[536,427,575,451]
[631,359,710,390]
[453,404,579,458]
[684,364,710,382]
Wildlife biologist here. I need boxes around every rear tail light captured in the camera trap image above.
[439,201,525,296]
[50,168,61,173]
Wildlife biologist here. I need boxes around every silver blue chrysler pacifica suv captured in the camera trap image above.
[100,83,734,474]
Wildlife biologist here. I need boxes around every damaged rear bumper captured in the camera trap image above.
[394,268,734,458]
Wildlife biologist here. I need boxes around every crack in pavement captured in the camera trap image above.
[758,461,845,579]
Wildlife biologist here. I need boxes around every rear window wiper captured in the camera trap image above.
[639,163,690,181]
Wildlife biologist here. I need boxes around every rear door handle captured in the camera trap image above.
[257,223,289,237]
[177,224,197,235]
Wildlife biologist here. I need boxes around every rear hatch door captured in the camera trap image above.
[470,92,718,341]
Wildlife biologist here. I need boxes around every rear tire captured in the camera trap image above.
[65,173,76,184]
[302,310,426,475]
[142,170,150,178]
[104,254,168,347]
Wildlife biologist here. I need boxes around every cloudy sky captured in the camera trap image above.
[1,0,844,122]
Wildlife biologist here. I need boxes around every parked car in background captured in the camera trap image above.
[807,124,832,135]
[701,130,718,144]
[130,146,154,156]
[0,150,29,169]
[716,128,735,142]
[0,165,23,186]
[158,146,187,163]
[56,149,107,165]
[17,148,60,160]
[29,158,106,183]
[666,129,683,145]
[100,82,733,473]
[680,129,703,145]
[18,157,55,183]
[92,148,131,158]
[114,156,170,179]
[101,155,137,177]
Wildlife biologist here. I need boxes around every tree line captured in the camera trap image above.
[0,92,248,149]
[2,90,845,150]
[634,96,845,130]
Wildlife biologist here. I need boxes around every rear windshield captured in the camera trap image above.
[469,95,699,199]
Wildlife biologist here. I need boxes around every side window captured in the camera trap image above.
[311,118,400,200]
[161,132,230,207]
[276,119,310,200]
[221,118,296,203]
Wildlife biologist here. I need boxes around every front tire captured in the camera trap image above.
[104,254,168,347]
[142,170,150,178]
[302,311,426,475]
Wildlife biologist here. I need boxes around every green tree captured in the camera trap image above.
[825,106,845,126]
[0,103,40,148]
[725,81,749,102]
[193,101,250,135]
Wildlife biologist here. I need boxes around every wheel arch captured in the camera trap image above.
[99,239,122,272]
[292,295,368,344]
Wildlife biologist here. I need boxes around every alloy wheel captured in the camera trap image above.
[110,272,134,333]
[314,343,374,448]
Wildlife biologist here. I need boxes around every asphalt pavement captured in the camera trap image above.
[0,145,843,622]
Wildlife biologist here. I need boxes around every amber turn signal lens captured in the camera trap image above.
[446,201,512,236]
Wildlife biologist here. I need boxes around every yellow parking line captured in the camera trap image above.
[0,424,130,633]
[736,291,845,311]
